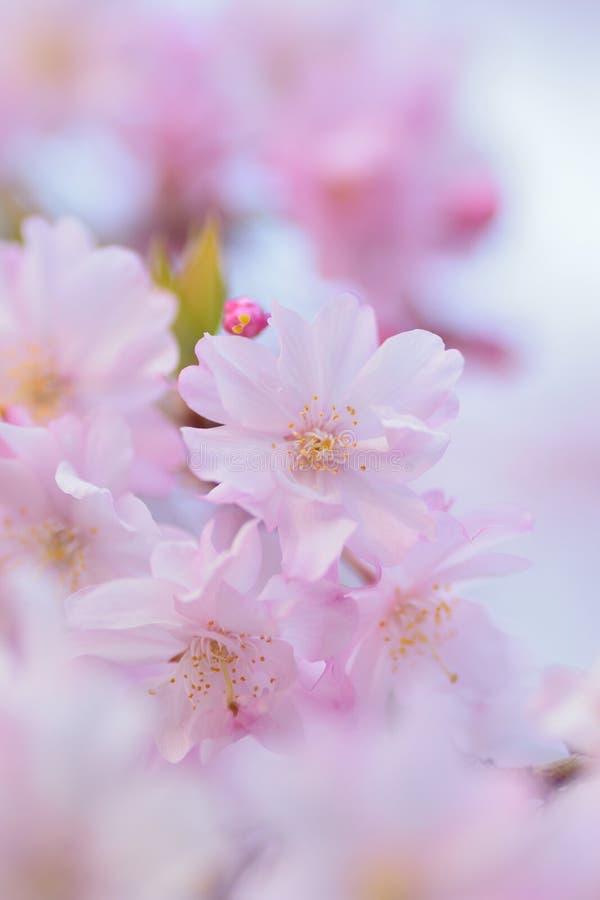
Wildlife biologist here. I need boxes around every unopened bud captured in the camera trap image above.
[223,296,269,338]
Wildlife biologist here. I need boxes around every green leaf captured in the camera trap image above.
[152,218,226,372]
[148,236,173,289]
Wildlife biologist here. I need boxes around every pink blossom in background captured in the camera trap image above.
[346,497,554,762]
[221,709,535,900]
[0,216,184,490]
[349,498,532,697]
[0,217,177,422]
[0,414,159,597]
[266,66,497,338]
[110,11,241,244]
[255,3,499,348]
[0,0,123,134]
[180,294,463,579]
[0,658,238,900]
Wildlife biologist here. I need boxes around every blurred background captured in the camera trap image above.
[0,0,597,669]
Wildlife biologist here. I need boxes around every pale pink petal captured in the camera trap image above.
[151,539,200,588]
[435,552,531,583]
[217,517,263,594]
[266,575,359,661]
[344,473,433,565]
[390,511,469,591]
[0,458,50,520]
[154,680,197,763]
[70,625,182,665]
[270,293,378,404]
[55,461,108,500]
[376,410,451,480]
[0,422,59,483]
[247,693,304,754]
[460,505,534,548]
[66,578,179,630]
[351,329,463,427]
[182,425,276,495]
[178,358,229,424]
[277,497,356,580]
[192,333,291,429]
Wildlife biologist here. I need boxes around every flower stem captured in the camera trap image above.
[341,548,378,585]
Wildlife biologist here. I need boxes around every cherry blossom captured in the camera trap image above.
[0,3,588,890]
[180,293,463,579]
[0,216,177,425]
[345,498,548,760]
[0,654,238,900]
[0,414,159,597]
[222,708,535,900]
[68,520,304,761]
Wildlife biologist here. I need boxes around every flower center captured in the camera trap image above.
[26,26,82,84]
[18,856,85,900]
[2,343,70,423]
[168,624,279,716]
[1,511,92,593]
[283,396,359,473]
[355,863,416,900]
[378,586,458,684]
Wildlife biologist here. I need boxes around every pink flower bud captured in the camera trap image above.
[223,296,270,337]
[444,176,499,236]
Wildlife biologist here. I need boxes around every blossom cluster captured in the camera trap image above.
[0,0,505,361]
[0,214,598,897]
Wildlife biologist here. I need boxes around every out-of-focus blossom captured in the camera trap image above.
[223,296,270,338]
[349,498,532,692]
[180,294,463,579]
[0,216,183,490]
[255,5,498,341]
[224,709,533,900]
[0,656,238,900]
[0,3,241,244]
[490,767,600,900]
[0,216,177,423]
[0,0,123,134]
[111,11,240,244]
[347,497,546,761]
[0,415,159,596]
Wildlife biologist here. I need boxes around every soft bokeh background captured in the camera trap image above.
[233,0,600,670]
[1,0,598,669]
[417,1,600,669]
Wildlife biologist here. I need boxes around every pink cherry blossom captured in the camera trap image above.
[180,294,463,580]
[0,414,159,597]
[262,27,498,341]
[67,520,304,762]
[0,216,178,425]
[0,215,183,492]
[347,499,546,761]
[0,0,124,134]
[0,656,237,900]
[224,708,534,900]
[223,296,270,338]
[110,10,240,243]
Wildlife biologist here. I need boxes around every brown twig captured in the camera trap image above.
[530,754,589,791]
[341,548,378,585]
